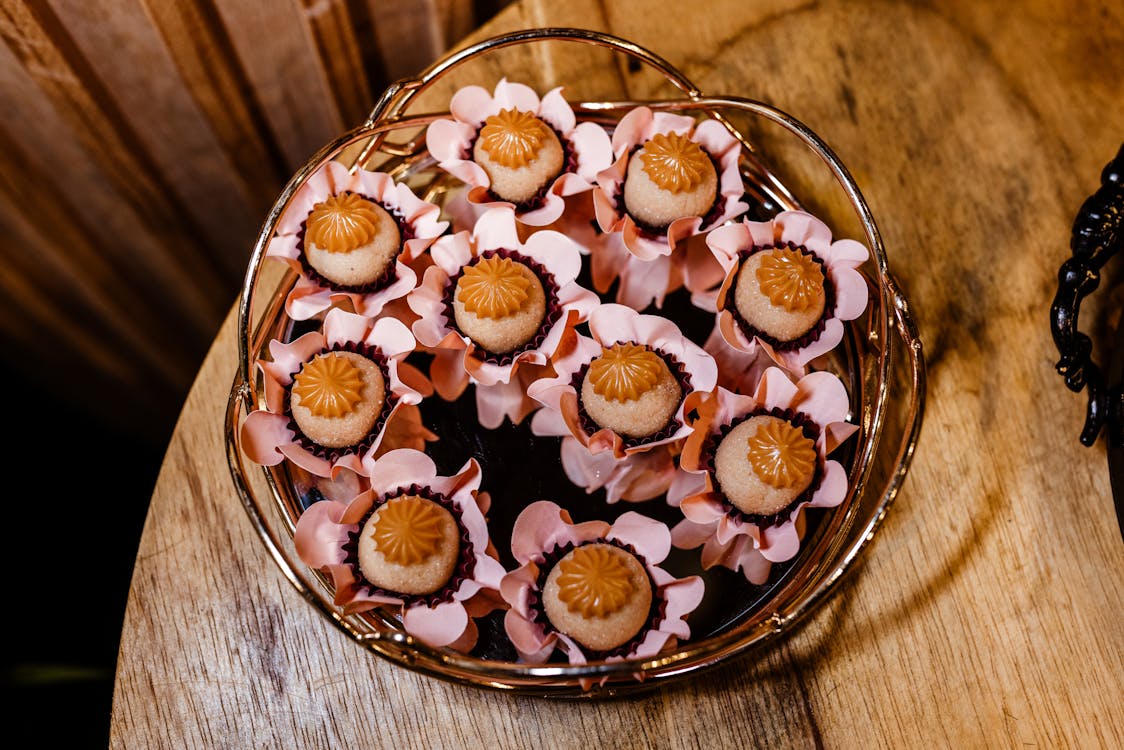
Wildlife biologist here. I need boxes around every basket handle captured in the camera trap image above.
[350,27,704,172]
[370,27,702,125]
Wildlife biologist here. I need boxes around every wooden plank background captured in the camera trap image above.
[0,0,507,443]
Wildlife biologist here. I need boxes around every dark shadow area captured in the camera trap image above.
[0,364,166,746]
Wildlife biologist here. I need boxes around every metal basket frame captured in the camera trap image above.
[225,27,925,697]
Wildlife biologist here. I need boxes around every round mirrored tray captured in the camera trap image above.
[225,27,925,697]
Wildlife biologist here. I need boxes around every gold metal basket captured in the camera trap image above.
[225,27,925,698]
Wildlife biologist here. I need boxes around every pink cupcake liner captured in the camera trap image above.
[500,500,704,687]
[425,78,613,227]
[528,303,718,467]
[703,210,870,374]
[671,367,859,582]
[266,160,448,320]
[293,449,507,651]
[239,308,423,479]
[588,107,748,309]
[407,205,599,428]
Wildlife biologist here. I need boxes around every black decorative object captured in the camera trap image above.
[1050,143,1124,542]
[1050,144,1124,447]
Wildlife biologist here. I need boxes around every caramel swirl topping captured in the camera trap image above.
[371,496,448,566]
[746,419,817,489]
[478,108,551,168]
[305,193,383,254]
[556,545,638,618]
[588,343,666,403]
[639,131,711,193]
[457,255,533,319]
[293,353,364,418]
[755,247,825,312]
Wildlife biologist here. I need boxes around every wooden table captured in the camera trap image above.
[111,1,1124,746]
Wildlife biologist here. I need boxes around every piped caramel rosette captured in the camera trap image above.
[500,501,703,686]
[407,206,599,429]
[702,210,870,384]
[527,303,717,504]
[265,160,447,320]
[588,106,748,310]
[294,449,506,652]
[240,308,425,479]
[668,367,858,584]
[425,78,612,227]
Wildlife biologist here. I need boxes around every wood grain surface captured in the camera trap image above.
[111,1,1124,747]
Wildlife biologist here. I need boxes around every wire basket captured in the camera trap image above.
[225,27,925,697]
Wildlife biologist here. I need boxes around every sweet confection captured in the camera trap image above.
[713,414,818,516]
[529,303,716,454]
[623,131,718,230]
[290,351,386,449]
[528,303,717,504]
[540,542,654,652]
[426,78,613,226]
[452,254,547,354]
[303,193,401,287]
[732,246,827,343]
[265,160,447,320]
[240,308,423,478]
[409,205,598,428]
[294,449,506,651]
[243,78,872,686]
[356,494,461,596]
[472,108,565,204]
[669,368,858,583]
[705,210,870,377]
[579,343,682,439]
[501,501,703,674]
[590,106,748,309]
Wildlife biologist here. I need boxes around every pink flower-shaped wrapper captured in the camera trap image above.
[266,160,448,320]
[528,302,718,460]
[670,367,859,582]
[500,500,704,684]
[425,78,613,227]
[705,210,870,373]
[702,321,774,396]
[555,436,680,505]
[407,205,599,427]
[293,449,506,651]
[239,307,423,479]
[590,107,748,309]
